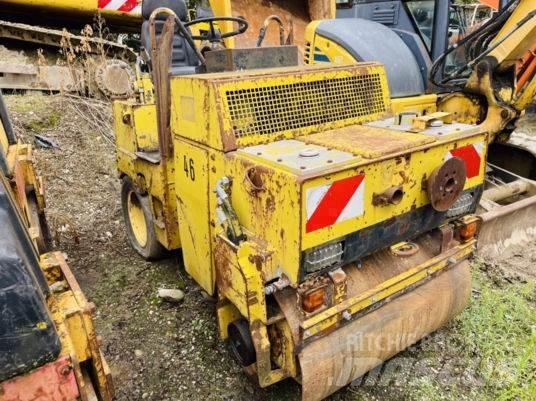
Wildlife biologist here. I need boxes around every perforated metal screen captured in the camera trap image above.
[224,73,387,139]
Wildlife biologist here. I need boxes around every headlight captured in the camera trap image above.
[303,241,343,274]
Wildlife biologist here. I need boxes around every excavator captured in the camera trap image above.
[0,0,143,96]
[114,1,489,400]
[0,91,114,400]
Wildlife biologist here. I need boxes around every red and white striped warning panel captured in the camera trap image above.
[98,0,141,13]
[445,141,484,179]
[306,174,365,233]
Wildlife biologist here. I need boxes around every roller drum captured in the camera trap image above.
[298,261,471,401]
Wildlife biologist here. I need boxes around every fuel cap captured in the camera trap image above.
[299,148,320,158]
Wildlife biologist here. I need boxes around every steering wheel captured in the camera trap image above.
[184,16,248,43]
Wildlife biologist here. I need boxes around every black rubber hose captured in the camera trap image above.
[430,0,519,89]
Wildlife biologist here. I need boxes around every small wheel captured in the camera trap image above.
[121,177,166,260]
[228,319,256,367]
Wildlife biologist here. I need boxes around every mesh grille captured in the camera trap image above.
[225,73,386,139]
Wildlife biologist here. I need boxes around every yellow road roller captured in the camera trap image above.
[112,1,487,399]
[0,91,114,400]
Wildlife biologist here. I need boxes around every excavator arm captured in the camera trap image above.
[434,0,536,139]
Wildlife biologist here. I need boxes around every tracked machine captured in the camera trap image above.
[112,1,490,400]
[0,91,114,400]
[0,0,142,96]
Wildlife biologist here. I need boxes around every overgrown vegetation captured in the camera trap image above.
[455,263,535,400]
[407,262,536,401]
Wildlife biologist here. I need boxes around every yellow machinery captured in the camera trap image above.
[0,0,140,96]
[0,92,114,400]
[0,0,142,30]
[113,2,488,400]
[302,0,536,257]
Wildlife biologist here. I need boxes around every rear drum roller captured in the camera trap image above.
[228,319,256,367]
[121,177,165,260]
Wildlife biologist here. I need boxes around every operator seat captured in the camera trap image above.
[141,0,200,76]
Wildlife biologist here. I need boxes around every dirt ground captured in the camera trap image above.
[5,93,535,401]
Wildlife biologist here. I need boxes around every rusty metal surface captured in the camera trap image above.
[95,59,135,98]
[301,125,435,159]
[427,157,467,212]
[0,20,136,61]
[231,0,310,52]
[0,63,79,92]
[367,115,480,138]
[276,228,468,343]
[204,46,299,73]
[150,14,175,160]
[478,193,536,257]
[483,179,531,202]
[256,15,289,47]
[45,252,115,401]
[298,261,471,401]
[0,356,80,401]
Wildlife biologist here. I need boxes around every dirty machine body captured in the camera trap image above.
[0,91,114,401]
[113,3,487,400]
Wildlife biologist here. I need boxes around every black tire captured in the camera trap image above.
[228,319,256,367]
[121,177,166,260]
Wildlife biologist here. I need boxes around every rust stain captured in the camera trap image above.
[299,125,434,159]
[214,237,236,295]
[249,254,264,272]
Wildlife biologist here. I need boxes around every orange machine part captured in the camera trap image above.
[516,44,536,92]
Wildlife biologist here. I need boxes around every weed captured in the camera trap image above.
[23,113,61,133]
[453,267,535,400]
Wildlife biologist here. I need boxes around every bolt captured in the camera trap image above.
[60,365,72,376]
[342,310,352,321]
[448,257,456,265]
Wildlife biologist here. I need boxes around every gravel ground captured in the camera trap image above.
[5,93,535,401]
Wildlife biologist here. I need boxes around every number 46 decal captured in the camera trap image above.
[183,155,195,181]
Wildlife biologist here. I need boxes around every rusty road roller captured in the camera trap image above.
[0,91,114,400]
[112,1,488,399]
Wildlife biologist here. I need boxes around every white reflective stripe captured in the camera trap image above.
[445,142,484,161]
[103,0,127,10]
[132,5,142,14]
[473,141,484,155]
[306,184,331,220]
[335,179,365,223]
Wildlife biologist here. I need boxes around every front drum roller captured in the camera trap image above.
[121,177,165,260]
[295,261,471,401]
